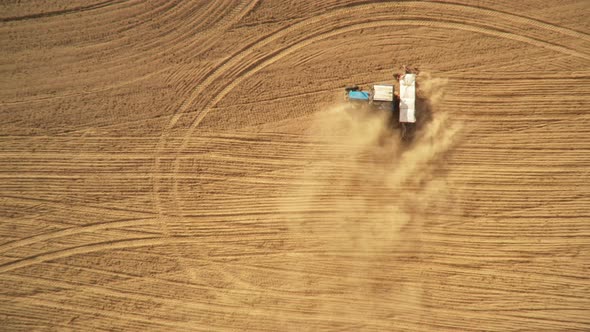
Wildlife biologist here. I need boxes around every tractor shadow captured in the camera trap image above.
[390,95,434,144]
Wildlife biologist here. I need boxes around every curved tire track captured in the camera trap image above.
[0,217,157,254]
[152,1,590,230]
[421,1,590,42]
[1,1,246,106]
[150,12,589,304]
[161,0,590,146]
[146,0,262,286]
[0,237,198,274]
[150,9,590,297]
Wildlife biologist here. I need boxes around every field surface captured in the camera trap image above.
[1,1,589,331]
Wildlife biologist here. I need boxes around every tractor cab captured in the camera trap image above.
[371,84,395,111]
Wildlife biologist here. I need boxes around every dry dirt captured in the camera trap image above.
[1,1,589,331]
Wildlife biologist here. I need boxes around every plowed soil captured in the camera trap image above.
[1,1,589,331]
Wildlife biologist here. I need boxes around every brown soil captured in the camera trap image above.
[1,1,589,331]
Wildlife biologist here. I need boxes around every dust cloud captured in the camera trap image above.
[282,75,462,324]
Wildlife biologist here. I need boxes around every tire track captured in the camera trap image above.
[5,0,587,109]
[1,0,171,55]
[436,0,590,42]
[6,266,414,314]
[0,237,200,274]
[147,0,263,287]
[162,0,263,91]
[1,1,225,105]
[166,17,590,199]
[0,217,157,254]
[43,253,589,307]
[3,2,586,328]
[6,0,261,135]
[1,194,155,217]
[1,276,405,330]
[0,0,181,105]
[159,0,590,147]
[29,0,581,130]
[157,1,590,167]
[2,293,212,331]
[149,6,590,303]
[80,0,244,121]
[0,0,128,23]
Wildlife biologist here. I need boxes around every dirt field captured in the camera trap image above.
[1,1,589,331]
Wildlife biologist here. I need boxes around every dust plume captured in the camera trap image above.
[282,75,462,326]
[417,71,449,105]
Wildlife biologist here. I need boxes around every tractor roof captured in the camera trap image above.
[373,84,394,102]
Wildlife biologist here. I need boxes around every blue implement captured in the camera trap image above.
[348,90,370,101]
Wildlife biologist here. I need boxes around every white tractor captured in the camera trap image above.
[345,66,419,139]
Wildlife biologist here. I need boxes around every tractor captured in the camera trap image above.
[345,66,419,139]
